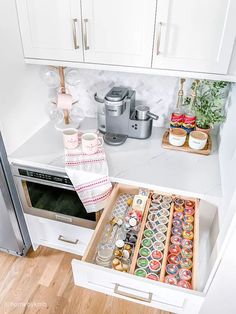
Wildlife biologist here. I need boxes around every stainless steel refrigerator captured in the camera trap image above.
[0,132,31,256]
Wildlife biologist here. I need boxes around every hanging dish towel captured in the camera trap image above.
[65,144,112,213]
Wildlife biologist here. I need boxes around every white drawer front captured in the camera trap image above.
[72,260,204,314]
[25,214,93,255]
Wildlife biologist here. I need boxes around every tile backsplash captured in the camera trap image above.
[59,68,194,127]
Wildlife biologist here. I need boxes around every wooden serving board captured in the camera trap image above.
[162,130,212,155]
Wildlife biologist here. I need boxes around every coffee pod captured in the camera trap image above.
[183,222,193,231]
[183,230,194,240]
[167,254,180,265]
[184,215,194,223]
[172,227,182,236]
[189,130,208,150]
[148,213,158,222]
[151,250,163,261]
[165,275,177,285]
[144,229,154,238]
[142,238,152,248]
[173,218,182,228]
[137,257,149,268]
[179,268,192,281]
[153,240,165,251]
[185,207,195,216]
[173,212,184,220]
[185,200,195,209]
[182,239,193,249]
[146,221,156,230]
[157,215,169,225]
[156,224,168,234]
[169,244,181,255]
[158,209,170,217]
[181,248,193,259]
[155,232,166,242]
[170,235,182,246]
[146,273,159,281]
[166,263,179,276]
[115,240,125,249]
[149,260,161,272]
[174,198,184,206]
[163,195,172,203]
[180,258,193,269]
[178,280,192,289]
[174,204,184,212]
[161,202,171,210]
[134,268,147,278]
[139,247,151,258]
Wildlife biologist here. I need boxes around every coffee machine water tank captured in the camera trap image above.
[104,87,129,117]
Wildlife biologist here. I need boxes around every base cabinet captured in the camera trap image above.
[25,214,93,255]
[72,260,204,314]
[71,183,206,313]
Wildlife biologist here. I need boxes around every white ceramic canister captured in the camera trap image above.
[189,130,208,150]
[169,128,187,147]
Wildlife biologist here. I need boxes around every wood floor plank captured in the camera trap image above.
[0,247,172,314]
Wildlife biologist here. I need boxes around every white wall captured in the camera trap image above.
[0,0,49,154]
[218,83,236,216]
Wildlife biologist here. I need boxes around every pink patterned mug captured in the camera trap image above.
[63,128,79,149]
[81,133,103,155]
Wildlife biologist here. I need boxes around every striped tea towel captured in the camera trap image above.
[65,144,112,213]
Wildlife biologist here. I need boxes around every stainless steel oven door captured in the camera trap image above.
[13,169,97,229]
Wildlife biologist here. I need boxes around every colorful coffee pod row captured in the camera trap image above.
[141,237,165,251]
[165,268,192,282]
[148,213,169,225]
[134,268,160,281]
[167,254,193,269]
[164,276,192,289]
[137,257,162,273]
[171,236,193,252]
[139,247,164,261]
[174,198,195,215]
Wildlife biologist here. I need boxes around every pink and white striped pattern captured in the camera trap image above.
[65,145,112,213]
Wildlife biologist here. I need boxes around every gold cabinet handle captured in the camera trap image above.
[58,235,79,245]
[114,284,152,303]
[83,18,89,50]
[156,22,163,55]
[72,18,80,49]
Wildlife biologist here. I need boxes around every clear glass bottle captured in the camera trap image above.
[182,80,199,133]
[170,78,185,128]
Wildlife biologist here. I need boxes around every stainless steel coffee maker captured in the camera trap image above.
[94,87,158,145]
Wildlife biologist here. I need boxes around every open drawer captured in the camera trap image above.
[72,184,205,314]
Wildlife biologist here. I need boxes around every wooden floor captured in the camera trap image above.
[0,247,171,314]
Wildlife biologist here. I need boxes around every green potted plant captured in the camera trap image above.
[184,80,229,134]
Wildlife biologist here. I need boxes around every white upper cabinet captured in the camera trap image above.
[152,0,236,74]
[80,0,157,67]
[16,0,83,62]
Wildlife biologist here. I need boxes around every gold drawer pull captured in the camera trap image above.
[114,284,152,303]
[58,235,79,245]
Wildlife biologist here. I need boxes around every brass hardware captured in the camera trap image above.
[156,22,163,55]
[83,18,89,50]
[114,284,152,303]
[58,235,79,245]
[72,18,80,49]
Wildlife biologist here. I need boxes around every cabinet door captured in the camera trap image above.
[152,0,236,74]
[16,0,83,62]
[81,0,156,67]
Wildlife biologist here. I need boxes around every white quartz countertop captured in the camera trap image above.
[9,118,221,199]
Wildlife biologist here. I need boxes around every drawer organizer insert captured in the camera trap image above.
[87,184,198,291]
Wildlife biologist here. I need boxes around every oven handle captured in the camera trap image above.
[14,175,75,191]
